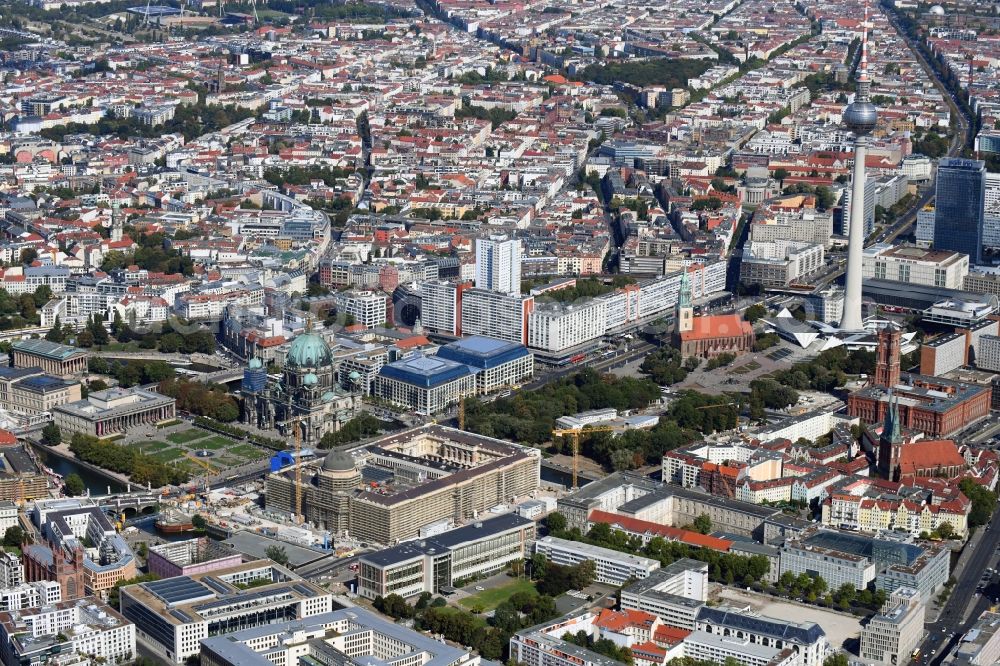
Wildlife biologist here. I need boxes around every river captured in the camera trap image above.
[31,446,126,495]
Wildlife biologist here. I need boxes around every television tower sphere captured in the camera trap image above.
[844,99,878,136]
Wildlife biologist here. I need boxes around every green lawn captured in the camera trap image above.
[216,455,244,468]
[229,444,266,460]
[150,448,185,462]
[167,429,211,445]
[187,437,229,451]
[458,578,536,611]
[134,441,170,453]
[255,9,289,18]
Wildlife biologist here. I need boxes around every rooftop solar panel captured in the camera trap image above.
[170,609,193,623]
[201,577,231,594]
[194,586,293,612]
[146,576,215,605]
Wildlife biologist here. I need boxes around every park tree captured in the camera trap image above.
[18,294,35,321]
[45,316,65,343]
[88,315,109,346]
[41,422,61,446]
[530,552,548,580]
[936,521,955,540]
[959,479,997,527]
[744,303,767,323]
[19,248,37,265]
[64,473,85,497]
[191,514,207,530]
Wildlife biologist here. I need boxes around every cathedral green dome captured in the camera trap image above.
[303,372,319,385]
[286,332,333,368]
[249,358,263,369]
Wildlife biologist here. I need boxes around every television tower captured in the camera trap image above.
[840,5,878,331]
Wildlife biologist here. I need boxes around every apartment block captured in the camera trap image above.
[460,289,533,345]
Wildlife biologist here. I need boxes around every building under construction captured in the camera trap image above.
[0,443,50,502]
[265,424,541,545]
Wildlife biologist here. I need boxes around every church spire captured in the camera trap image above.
[678,269,692,309]
[883,389,901,444]
[676,269,693,335]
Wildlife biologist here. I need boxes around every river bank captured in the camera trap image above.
[25,440,129,493]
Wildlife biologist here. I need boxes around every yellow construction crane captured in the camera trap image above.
[187,454,215,474]
[552,426,617,490]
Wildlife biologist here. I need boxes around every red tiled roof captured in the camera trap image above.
[594,608,658,632]
[396,335,431,350]
[679,314,753,342]
[898,439,966,477]
[653,626,690,646]
[589,509,732,552]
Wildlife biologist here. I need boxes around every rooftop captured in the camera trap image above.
[200,607,477,666]
[11,339,87,362]
[360,513,533,568]
[436,335,532,370]
[377,353,474,388]
[679,313,753,342]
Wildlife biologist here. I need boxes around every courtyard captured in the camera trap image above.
[714,586,863,650]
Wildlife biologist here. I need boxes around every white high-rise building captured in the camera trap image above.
[475,235,521,294]
[419,280,466,335]
[528,300,608,353]
[984,173,1000,248]
[460,289,533,345]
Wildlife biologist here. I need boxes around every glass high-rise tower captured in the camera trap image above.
[934,158,986,265]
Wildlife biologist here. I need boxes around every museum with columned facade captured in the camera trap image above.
[53,387,176,438]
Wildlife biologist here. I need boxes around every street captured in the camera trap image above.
[918,509,1000,666]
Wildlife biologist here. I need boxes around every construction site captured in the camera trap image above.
[263,423,544,546]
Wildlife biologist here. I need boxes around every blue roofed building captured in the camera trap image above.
[436,335,534,394]
[374,353,476,415]
[684,605,829,666]
[375,337,533,415]
[0,366,80,427]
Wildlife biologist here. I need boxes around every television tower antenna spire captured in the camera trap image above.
[839,0,878,331]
